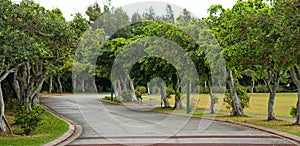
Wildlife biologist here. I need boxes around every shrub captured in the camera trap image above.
[121,90,132,102]
[135,90,142,100]
[290,106,297,118]
[136,86,147,94]
[103,96,121,103]
[223,85,250,112]
[14,105,44,135]
[199,86,209,94]
[255,84,269,93]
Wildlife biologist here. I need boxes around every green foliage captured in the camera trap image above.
[14,105,44,135]
[255,84,269,93]
[290,106,297,118]
[102,96,121,103]
[224,85,250,112]
[136,86,147,94]
[121,90,132,102]
[211,95,219,104]
[166,85,175,98]
[199,86,209,94]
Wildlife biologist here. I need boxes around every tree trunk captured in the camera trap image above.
[227,69,244,116]
[0,83,7,135]
[251,80,255,93]
[296,97,300,125]
[49,74,53,93]
[173,76,183,109]
[115,80,122,98]
[147,82,150,95]
[129,77,137,102]
[57,76,63,93]
[159,81,170,108]
[265,71,281,120]
[12,70,21,101]
[81,79,85,92]
[290,67,300,124]
[73,79,77,92]
[208,81,215,114]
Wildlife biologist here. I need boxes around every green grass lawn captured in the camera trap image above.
[119,93,297,118]
[0,107,69,146]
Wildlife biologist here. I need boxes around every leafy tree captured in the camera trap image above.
[131,12,142,23]
[206,4,245,116]
[163,4,175,24]
[142,7,157,21]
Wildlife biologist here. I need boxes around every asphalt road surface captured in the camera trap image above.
[41,94,299,146]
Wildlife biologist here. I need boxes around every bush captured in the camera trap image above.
[121,90,132,102]
[135,86,147,101]
[255,84,269,93]
[135,90,142,100]
[14,105,44,135]
[136,86,147,94]
[102,96,121,103]
[223,85,250,112]
[199,86,209,94]
[290,106,297,118]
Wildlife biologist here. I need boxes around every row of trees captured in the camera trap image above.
[83,0,300,124]
[1,0,300,136]
[0,0,89,135]
[206,0,300,123]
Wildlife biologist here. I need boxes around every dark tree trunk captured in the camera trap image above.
[290,67,300,124]
[227,69,244,116]
[265,71,281,120]
[173,77,183,110]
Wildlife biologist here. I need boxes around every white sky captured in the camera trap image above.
[28,0,237,21]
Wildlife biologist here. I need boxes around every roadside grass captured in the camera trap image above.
[111,93,297,118]
[0,107,69,146]
[213,115,300,137]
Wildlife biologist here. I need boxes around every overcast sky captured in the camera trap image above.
[29,0,237,21]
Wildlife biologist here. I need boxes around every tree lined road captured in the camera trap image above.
[41,94,299,146]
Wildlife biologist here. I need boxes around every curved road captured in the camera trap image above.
[41,94,299,146]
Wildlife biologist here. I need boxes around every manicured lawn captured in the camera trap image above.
[245,93,297,118]
[0,107,69,146]
[193,93,297,118]
[140,93,297,118]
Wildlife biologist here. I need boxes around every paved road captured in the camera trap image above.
[41,94,299,146]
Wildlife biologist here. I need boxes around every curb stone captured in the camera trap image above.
[40,97,82,146]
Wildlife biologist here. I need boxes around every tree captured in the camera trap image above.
[131,12,142,24]
[206,4,245,116]
[74,29,105,92]
[207,0,299,119]
[142,7,157,21]
[163,4,175,24]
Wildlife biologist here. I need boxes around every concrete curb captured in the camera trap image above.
[153,110,300,145]
[40,97,82,146]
